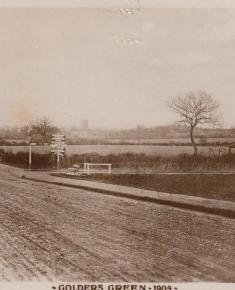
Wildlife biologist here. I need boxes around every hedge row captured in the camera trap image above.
[0,149,235,171]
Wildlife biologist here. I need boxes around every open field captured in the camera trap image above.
[0,144,229,156]
[0,164,234,281]
[108,137,235,144]
[58,173,235,202]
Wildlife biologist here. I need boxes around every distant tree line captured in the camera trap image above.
[0,116,59,145]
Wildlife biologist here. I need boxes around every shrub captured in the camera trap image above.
[1,150,54,169]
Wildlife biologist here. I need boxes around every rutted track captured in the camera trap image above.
[0,164,234,281]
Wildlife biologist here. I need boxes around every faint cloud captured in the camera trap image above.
[205,19,235,41]
[119,8,140,15]
[110,33,142,44]
[116,37,142,44]
[151,53,217,67]
[142,21,168,38]
[12,99,33,125]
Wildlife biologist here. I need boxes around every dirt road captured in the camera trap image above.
[0,165,234,282]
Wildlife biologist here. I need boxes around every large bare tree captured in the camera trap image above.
[168,91,219,155]
[29,116,59,144]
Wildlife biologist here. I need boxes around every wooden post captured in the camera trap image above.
[57,146,60,170]
[29,144,32,170]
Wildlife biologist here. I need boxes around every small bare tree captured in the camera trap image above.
[29,116,59,144]
[168,91,219,155]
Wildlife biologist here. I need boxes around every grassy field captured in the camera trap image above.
[61,173,235,202]
[0,144,229,156]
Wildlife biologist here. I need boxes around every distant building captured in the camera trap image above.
[80,119,88,130]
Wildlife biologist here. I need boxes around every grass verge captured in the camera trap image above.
[54,173,235,202]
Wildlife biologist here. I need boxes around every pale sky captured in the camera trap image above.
[0,5,235,129]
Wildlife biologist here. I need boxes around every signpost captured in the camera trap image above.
[50,135,66,170]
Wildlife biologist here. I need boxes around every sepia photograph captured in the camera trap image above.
[0,0,235,289]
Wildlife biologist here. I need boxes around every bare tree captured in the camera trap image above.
[168,91,219,155]
[29,116,59,144]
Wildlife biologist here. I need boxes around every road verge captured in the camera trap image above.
[23,171,235,219]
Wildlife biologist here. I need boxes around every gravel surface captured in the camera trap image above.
[0,165,234,282]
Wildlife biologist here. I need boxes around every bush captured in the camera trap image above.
[1,150,54,169]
